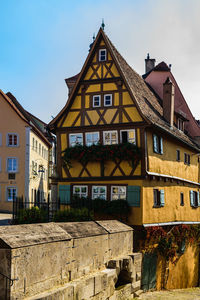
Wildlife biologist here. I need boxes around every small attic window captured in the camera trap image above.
[178,118,184,131]
[99,49,107,61]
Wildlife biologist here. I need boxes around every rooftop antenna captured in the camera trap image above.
[101,19,105,31]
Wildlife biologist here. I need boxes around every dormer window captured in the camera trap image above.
[93,95,101,107]
[99,49,107,61]
[178,118,184,131]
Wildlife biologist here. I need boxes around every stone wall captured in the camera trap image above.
[0,220,142,299]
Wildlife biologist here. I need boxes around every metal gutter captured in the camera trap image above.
[147,171,200,186]
[143,221,200,227]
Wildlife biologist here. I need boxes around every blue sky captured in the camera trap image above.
[1,0,200,123]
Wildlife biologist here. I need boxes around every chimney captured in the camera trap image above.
[163,77,175,128]
[145,53,156,73]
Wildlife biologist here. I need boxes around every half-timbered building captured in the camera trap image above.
[49,27,200,227]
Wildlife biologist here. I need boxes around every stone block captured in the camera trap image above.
[82,276,95,298]
[131,280,141,292]
[131,253,142,263]
[94,273,108,295]
[136,271,141,281]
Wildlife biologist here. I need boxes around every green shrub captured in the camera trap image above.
[14,206,48,224]
[53,207,93,222]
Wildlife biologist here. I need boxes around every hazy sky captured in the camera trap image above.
[1,0,200,123]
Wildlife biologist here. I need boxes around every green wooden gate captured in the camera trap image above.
[141,253,157,291]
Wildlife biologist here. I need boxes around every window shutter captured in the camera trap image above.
[153,135,158,153]
[197,191,200,207]
[160,137,163,154]
[160,190,165,207]
[59,185,71,204]
[190,190,194,207]
[127,186,140,207]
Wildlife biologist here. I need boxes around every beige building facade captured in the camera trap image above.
[0,90,51,212]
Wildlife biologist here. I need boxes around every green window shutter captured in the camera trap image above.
[59,185,71,204]
[197,192,200,207]
[160,190,165,207]
[160,137,163,154]
[153,134,158,153]
[127,186,140,207]
[190,190,194,207]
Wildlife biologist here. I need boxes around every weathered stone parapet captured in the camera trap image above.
[0,221,141,299]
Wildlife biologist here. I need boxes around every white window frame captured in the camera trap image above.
[73,185,88,198]
[99,49,107,62]
[103,131,118,145]
[7,133,19,147]
[6,186,17,202]
[92,186,107,200]
[69,133,83,147]
[104,94,112,106]
[7,157,18,173]
[120,129,136,144]
[93,95,101,107]
[111,186,126,201]
[86,132,100,146]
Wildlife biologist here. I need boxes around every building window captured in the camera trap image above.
[103,131,118,145]
[92,186,107,200]
[39,143,41,155]
[73,186,88,198]
[7,158,18,173]
[180,192,184,206]
[190,190,199,207]
[86,132,99,146]
[93,95,101,107]
[184,153,190,165]
[35,140,38,152]
[153,189,165,207]
[153,134,163,154]
[7,187,17,201]
[120,130,136,144]
[104,94,112,106]
[176,150,180,162]
[99,49,107,62]
[111,186,126,200]
[7,133,18,147]
[69,133,83,147]
[178,118,184,131]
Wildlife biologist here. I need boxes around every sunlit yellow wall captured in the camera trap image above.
[59,179,143,225]
[0,94,26,211]
[143,180,200,224]
[147,130,199,182]
[29,131,49,201]
[156,244,199,289]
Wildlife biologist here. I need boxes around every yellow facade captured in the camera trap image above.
[0,91,51,212]
[0,92,26,211]
[51,28,200,227]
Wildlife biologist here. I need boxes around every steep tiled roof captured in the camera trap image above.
[49,28,199,151]
[5,92,51,146]
[104,35,199,151]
